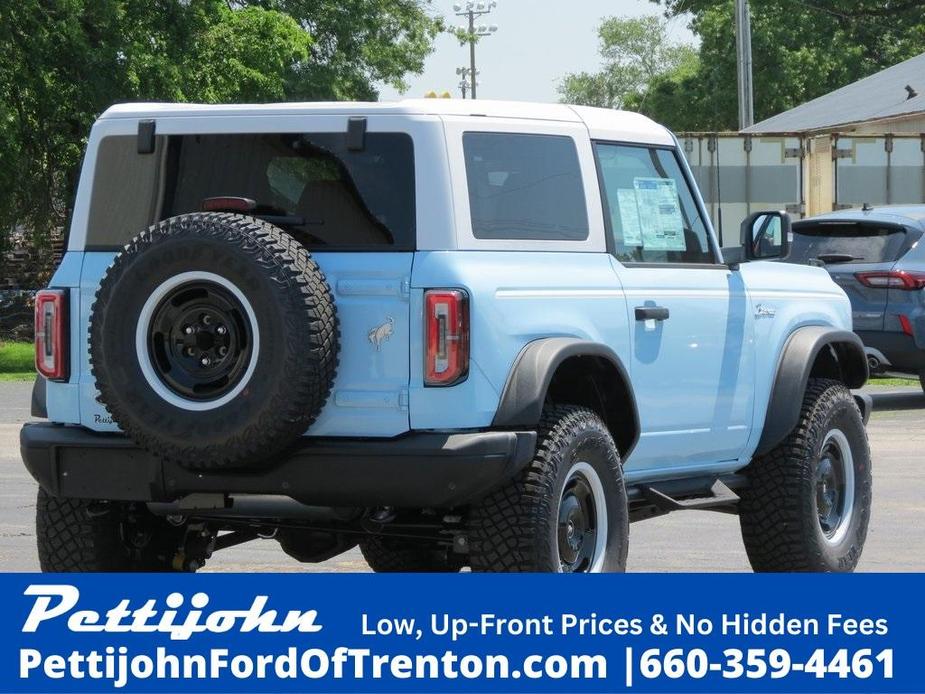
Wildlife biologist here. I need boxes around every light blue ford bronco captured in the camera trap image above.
[22,100,872,573]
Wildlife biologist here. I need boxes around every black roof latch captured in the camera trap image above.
[137,119,156,154]
[346,117,367,151]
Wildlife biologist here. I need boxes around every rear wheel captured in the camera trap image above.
[919,371,925,394]
[360,537,464,573]
[36,489,189,572]
[739,378,872,572]
[467,405,628,573]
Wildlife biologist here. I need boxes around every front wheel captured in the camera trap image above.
[919,371,925,394]
[468,405,628,573]
[739,378,872,572]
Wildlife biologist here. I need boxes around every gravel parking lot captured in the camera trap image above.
[1,380,922,572]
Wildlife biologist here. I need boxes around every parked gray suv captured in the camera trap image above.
[787,206,925,391]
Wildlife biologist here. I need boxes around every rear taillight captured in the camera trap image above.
[34,289,68,381]
[899,314,915,337]
[855,271,925,290]
[424,289,469,386]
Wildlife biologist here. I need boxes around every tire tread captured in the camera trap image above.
[739,378,871,572]
[89,213,338,470]
[468,404,626,572]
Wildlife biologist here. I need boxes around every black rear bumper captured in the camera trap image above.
[857,330,925,375]
[20,423,536,508]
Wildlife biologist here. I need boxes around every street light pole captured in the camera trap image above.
[735,0,755,129]
[453,2,498,100]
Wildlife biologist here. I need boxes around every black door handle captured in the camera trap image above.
[635,306,670,322]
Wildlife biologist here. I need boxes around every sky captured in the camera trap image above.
[379,0,696,103]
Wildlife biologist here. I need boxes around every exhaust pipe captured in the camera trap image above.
[865,347,891,375]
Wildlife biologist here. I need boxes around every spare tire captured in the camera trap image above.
[90,213,338,470]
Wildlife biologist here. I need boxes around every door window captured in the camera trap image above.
[594,143,715,264]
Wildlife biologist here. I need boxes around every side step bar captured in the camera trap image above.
[627,474,746,523]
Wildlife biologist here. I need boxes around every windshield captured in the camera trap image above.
[788,223,912,265]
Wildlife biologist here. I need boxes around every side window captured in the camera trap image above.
[594,143,715,264]
[463,132,589,241]
[87,136,165,248]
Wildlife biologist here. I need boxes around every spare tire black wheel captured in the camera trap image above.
[90,213,338,470]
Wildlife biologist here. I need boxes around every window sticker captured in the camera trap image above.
[616,188,643,246]
[633,177,686,251]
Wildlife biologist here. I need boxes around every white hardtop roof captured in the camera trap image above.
[99,99,675,145]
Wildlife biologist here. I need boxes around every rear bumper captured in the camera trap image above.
[857,330,925,375]
[20,423,536,508]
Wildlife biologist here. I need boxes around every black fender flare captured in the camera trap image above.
[491,338,640,456]
[756,326,868,456]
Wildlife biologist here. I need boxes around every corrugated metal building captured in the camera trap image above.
[679,53,925,238]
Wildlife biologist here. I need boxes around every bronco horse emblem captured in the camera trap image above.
[368,317,395,351]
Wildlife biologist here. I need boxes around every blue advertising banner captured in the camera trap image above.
[0,573,919,693]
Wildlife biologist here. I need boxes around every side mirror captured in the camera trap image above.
[740,210,791,261]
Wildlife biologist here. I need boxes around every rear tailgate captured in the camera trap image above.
[68,112,447,436]
[829,260,894,332]
[789,221,916,331]
[307,252,413,436]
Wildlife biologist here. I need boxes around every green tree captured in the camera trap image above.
[644,0,925,130]
[257,0,442,99]
[0,0,439,275]
[558,15,698,110]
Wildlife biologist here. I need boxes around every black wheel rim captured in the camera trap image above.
[147,281,253,401]
[816,440,847,538]
[557,474,598,573]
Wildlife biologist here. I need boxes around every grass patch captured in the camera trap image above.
[0,341,34,374]
[867,377,919,387]
[0,371,36,382]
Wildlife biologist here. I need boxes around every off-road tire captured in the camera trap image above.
[36,488,188,572]
[90,213,338,470]
[468,405,628,572]
[359,537,464,573]
[739,378,872,572]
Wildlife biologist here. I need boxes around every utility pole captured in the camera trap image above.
[735,0,754,129]
[456,67,474,98]
[456,67,478,99]
[468,9,478,99]
[453,2,498,99]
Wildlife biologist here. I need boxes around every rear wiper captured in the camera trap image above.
[815,253,864,264]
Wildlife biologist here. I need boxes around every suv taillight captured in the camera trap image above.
[34,289,68,381]
[855,271,925,290]
[424,289,469,386]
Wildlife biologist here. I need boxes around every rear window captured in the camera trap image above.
[463,132,589,241]
[788,223,915,265]
[87,132,415,250]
